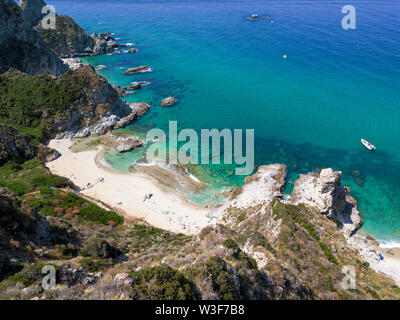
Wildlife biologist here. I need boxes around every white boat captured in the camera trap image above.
[361,139,376,151]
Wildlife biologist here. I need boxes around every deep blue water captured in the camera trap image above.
[49,0,400,245]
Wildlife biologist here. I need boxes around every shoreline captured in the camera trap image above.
[46,139,213,235]
[46,138,400,285]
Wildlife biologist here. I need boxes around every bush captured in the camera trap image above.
[222,239,238,251]
[82,238,120,259]
[0,264,59,291]
[130,265,196,300]
[318,241,339,265]
[0,159,69,195]
[0,70,84,143]
[79,203,124,225]
[186,256,239,300]
[79,258,113,273]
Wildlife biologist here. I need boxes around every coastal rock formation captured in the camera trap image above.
[33,5,123,58]
[53,66,146,136]
[36,15,96,58]
[123,66,151,75]
[290,168,362,236]
[0,66,148,140]
[0,187,50,280]
[123,82,150,90]
[114,103,150,130]
[0,0,67,75]
[92,32,120,55]
[116,138,144,153]
[161,97,177,107]
[36,145,61,163]
[62,58,83,70]
[126,48,139,53]
[227,164,287,208]
[248,14,259,20]
[19,0,46,26]
[0,124,36,165]
[112,85,126,97]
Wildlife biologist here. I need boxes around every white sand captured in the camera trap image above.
[347,235,400,286]
[46,139,212,235]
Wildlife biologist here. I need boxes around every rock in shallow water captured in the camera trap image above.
[122,66,151,75]
[161,97,177,107]
[116,138,144,153]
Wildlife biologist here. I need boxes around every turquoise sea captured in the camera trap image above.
[50,0,400,245]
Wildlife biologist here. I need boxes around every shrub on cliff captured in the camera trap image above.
[0,159,70,195]
[130,264,196,300]
[185,256,240,300]
[81,237,120,259]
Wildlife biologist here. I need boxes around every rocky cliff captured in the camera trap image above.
[35,15,95,58]
[290,168,362,236]
[35,15,121,58]
[0,66,149,142]
[0,0,67,75]
[0,124,36,165]
[19,0,45,26]
[1,164,399,300]
[0,187,50,280]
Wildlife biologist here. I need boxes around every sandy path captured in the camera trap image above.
[46,139,212,235]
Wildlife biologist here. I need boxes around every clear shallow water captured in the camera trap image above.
[51,0,400,244]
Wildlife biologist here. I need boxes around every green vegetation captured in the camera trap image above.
[272,201,318,240]
[236,212,246,223]
[130,265,196,300]
[186,256,240,300]
[0,264,59,291]
[318,241,339,265]
[24,188,123,225]
[81,237,121,259]
[36,15,93,57]
[0,159,69,195]
[128,223,190,250]
[0,69,88,143]
[222,239,238,250]
[79,258,114,273]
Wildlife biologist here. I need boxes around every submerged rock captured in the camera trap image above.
[161,97,177,107]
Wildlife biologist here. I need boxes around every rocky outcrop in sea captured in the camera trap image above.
[290,168,362,236]
[50,66,150,139]
[161,97,177,107]
[123,66,152,75]
[218,164,362,237]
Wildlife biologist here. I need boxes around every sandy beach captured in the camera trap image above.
[46,138,400,286]
[46,139,213,235]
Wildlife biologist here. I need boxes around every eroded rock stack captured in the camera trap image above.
[290,168,362,236]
